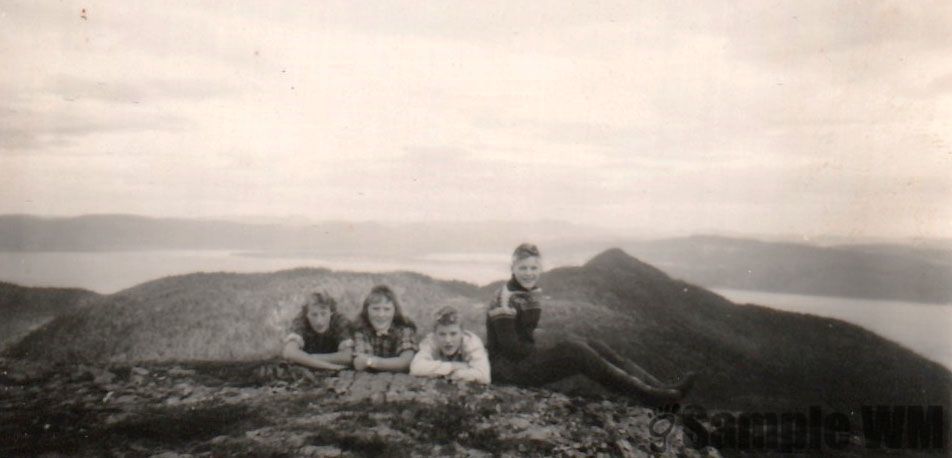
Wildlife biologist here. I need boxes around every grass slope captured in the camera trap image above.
[0,282,99,350]
[6,250,950,417]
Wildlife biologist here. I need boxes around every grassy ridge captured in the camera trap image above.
[6,249,950,416]
[8,268,484,362]
[0,282,99,350]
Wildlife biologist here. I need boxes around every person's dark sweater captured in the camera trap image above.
[485,276,542,361]
[484,274,689,404]
[285,313,352,354]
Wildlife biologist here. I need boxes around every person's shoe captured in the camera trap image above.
[638,386,684,407]
[668,371,697,396]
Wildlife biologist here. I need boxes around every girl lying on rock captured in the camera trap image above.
[410,305,491,384]
[351,285,418,373]
[282,291,354,371]
[485,243,696,405]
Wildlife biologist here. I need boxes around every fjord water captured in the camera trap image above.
[714,287,952,370]
[2,250,948,369]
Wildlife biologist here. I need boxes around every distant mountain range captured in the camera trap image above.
[7,249,949,416]
[2,214,949,303]
[0,214,617,255]
[619,236,952,304]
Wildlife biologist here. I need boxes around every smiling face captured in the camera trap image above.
[306,304,333,333]
[511,255,542,289]
[367,299,396,333]
[434,323,463,357]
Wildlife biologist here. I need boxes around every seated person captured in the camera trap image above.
[410,305,491,384]
[486,243,696,405]
[282,291,353,371]
[351,285,418,373]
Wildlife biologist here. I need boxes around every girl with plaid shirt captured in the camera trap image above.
[351,285,418,373]
[282,291,354,371]
[486,243,696,405]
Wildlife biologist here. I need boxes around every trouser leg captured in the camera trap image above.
[586,339,666,387]
[498,340,683,404]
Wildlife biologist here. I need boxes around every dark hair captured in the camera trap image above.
[512,243,541,262]
[291,291,339,333]
[432,305,461,329]
[358,285,416,331]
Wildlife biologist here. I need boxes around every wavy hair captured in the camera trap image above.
[290,291,338,332]
[358,285,416,331]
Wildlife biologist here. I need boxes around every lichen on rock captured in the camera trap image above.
[0,358,713,457]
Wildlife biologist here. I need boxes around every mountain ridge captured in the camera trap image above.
[3,214,948,303]
[6,248,949,417]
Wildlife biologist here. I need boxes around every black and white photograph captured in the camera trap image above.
[1,1,950,456]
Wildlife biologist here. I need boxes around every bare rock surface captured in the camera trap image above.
[0,358,712,457]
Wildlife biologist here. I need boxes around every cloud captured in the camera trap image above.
[0,101,190,152]
[0,1,949,237]
[47,75,237,104]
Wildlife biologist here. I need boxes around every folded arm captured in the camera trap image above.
[281,335,353,370]
[410,339,456,377]
[450,342,491,385]
[355,350,415,372]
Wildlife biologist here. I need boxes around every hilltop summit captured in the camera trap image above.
[5,249,950,418]
[583,247,666,278]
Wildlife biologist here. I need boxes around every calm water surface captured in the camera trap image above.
[714,287,952,370]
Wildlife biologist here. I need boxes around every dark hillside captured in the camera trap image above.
[0,282,99,350]
[539,250,951,414]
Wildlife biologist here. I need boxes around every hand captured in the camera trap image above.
[499,287,512,309]
[447,362,469,374]
[488,306,516,317]
[323,362,346,371]
[338,339,354,351]
[353,353,372,371]
[448,367,471,381]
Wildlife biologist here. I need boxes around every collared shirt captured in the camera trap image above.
[410,331,491,384]
[284,313,352,354]
[352,322,418,358]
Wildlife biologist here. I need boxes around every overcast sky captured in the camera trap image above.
[1,1,950,239]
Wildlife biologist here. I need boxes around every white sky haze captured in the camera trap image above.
[1,1,951,239]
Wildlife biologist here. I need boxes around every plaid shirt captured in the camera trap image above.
[352,323,418,358]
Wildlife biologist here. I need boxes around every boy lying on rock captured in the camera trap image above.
[410,306,491,384]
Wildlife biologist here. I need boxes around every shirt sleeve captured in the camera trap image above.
[487,287,504,311]
[409,335,455,378]
[451,333,491,384]
[396,325,418,354]
[352,329,370,355]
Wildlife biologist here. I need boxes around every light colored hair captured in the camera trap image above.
[432,305,461,329]
[511,243,541,264]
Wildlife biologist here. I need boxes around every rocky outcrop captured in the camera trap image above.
[0,358,719,457]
